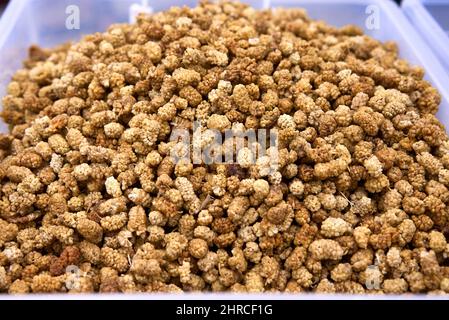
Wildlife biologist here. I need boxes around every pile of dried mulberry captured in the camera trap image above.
[0,0,449,294]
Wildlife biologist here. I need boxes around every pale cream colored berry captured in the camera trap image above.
[105,176,122,197]
[386,247,402,268]
[289,180,304,196]
[304,195,321,212]
[354,226,371,249]
[237,148,254,168]
[277,114,295,130]
[73,163,92,181]
[429,231,447,253]
[309,239,343,261]
[104,123,124,138]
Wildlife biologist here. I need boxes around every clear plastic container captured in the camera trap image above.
[0,1,448,299]
[402,0,449,76]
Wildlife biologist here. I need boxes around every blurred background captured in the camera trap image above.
[0,0,404,17]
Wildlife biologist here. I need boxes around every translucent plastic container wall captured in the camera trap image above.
[0,0,449,130]
[402,0,449,77]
